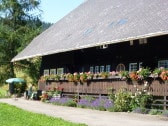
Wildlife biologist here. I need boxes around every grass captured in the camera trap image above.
[0,103,87,126]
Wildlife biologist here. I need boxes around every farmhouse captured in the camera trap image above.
[12,0,168,98]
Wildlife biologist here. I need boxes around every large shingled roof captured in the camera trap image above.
[12,0,168,61]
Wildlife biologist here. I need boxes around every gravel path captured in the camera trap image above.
[0,98,167,126]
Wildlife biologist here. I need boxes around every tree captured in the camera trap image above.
[0,0,42,84]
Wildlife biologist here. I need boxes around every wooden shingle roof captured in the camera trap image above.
[12,0,168,61]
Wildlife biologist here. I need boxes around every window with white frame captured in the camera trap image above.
[106,65,111,72]
[100,66,104,72]
[90,66,94,73]
[129,63,137,72]
[95,66,99,73]
[139,62,143,69]
[158,60,168,68]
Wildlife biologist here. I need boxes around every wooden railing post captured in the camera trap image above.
[163,96,167,111]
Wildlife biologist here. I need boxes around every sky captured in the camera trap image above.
[39,0,85,23]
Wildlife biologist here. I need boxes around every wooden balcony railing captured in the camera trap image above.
[38,77,168,96]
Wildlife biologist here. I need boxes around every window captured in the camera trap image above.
[95,66,99,73]
[90,66,94,73]
[129,63,137,72]
[57,68,64,75]
[100,66,104,72]
[50,69,56,75]
[139,62,143,69]
[106,65,111,72]
[158,60,168,68]
[116,63,125,72]
[43,69,49,76]
[129,62,143,72]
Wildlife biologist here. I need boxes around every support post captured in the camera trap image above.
[163,96,167,111]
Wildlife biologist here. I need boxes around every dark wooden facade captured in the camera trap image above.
[40,35,168,75]
[39,35,168,96]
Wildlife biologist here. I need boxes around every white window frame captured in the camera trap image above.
[129,62,143,72]
[90,66,94,73]
[106,65,111,72]
[100,66,105,72]
[139,62,143,69]
[95,66,99,73]
[129,63,137,72]
[57,68,64,75]
[158,60,168,69]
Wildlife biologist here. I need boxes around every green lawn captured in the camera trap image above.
[0,103,87,126]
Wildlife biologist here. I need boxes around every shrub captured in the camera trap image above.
[149,109,162,115]
[130,94,153,110]
[91,98,114,111]
[139,94,153,108]
[162,110,168,117]
[77,96,114,111]
[113,89,132,112]
[49,97,77,107]
[77,99,91,108]
[132,107,148,114]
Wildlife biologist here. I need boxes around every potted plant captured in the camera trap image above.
[160,69,168,81]
[73,72,80,82]
[80,72,88,82]
[129,71,139,81]
[152,68,162,78]
[120,71,129,80]
[53,74,61,81]
[100,72,109,79]
[137,68,151,80]
[86,72,94,80]
[66,73,74,82]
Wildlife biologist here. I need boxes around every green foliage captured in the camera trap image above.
[52,98,77,107]
[100,72,109,78]
[149,109,162,115]
[113,88,132,112]
[108,93,115,101]
[120,71,129,79]
[14,82,27,94]
[139,94,153,108]
[132,107,148,114]
[0,103,86,126]
[82,95,95,102]
[153,68,162,76]
[107,88,115,101]
[42,22,53,31]
[112,84,153,112]
[130,94,153,109]
[0,0,43,83]
[66,100,77,107]
[162,110,168,117]
[137,67,151,80]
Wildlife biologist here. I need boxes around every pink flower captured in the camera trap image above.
[110,71,116,76]
[73,72,78,75]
